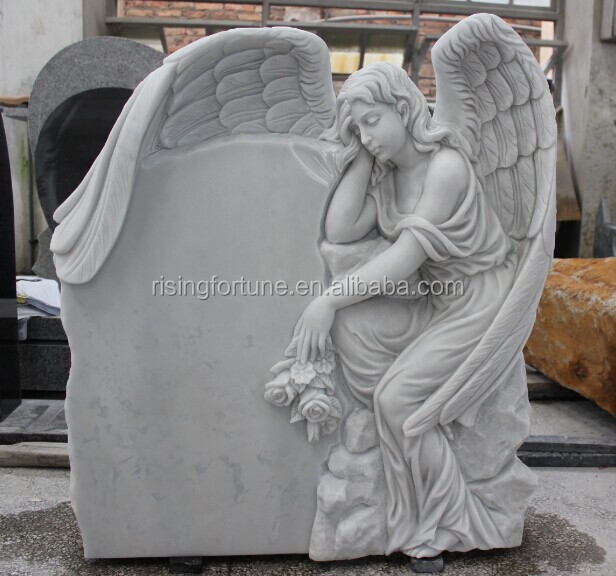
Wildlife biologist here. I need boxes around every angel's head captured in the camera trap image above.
[325,62,467,184]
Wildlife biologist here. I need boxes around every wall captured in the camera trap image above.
[124,1,541,101]
[83,0,111,38]
[0,0,83,96]
[562,0,616,256]
[0,0,83,273]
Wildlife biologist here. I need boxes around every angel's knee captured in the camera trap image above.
[331,305,364,352]
[374,378,400,423]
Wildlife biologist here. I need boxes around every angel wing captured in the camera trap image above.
[402,13,557,436]
[51,27,336,284]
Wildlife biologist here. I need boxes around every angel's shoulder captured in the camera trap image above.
[424,146,470,208]
[415,147,470,224]
[424,146,469,200]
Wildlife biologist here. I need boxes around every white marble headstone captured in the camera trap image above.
[53,16,556,565]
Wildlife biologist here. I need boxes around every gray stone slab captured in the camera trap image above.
[531,400,616,440]
[24,316,67,341]
[0,399,67,444]
[31,227,59,282]
[523,435,616,454]
[519,451,616,467]
[18,342,70,392]
[527,378,583,401]
[27,37,164,161]
[594,197,616,257]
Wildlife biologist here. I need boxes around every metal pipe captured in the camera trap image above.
[319,14,541,34]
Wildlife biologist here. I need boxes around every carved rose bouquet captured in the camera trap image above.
[264,334,342,443]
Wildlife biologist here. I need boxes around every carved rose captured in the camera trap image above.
[299,388,332,423]
[264,370,297,407]
[290,361,317,385]
[313,350,336,374]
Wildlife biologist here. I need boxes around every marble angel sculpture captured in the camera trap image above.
[49,9,555,568]
[271,12,556,570]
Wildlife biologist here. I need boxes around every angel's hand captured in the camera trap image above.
[293,296,336,364]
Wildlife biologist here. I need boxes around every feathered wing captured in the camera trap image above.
[157,27,336,149]
[402,13,557,436]
[51,27,336,284]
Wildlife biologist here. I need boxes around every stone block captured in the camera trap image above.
[334,505,386,558]
[316,472,348,515]
[524,258,616,416]
[25,316,66,341]
[19,343,70,392]
[344,408,378,453]
[327,444,382,481]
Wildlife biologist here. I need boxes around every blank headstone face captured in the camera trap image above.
[62,135,341,558]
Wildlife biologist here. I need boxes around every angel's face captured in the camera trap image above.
[349,100,407,164]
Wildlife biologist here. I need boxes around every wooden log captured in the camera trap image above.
[0,442,69,468]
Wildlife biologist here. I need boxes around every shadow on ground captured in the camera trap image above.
[0,503,605,575]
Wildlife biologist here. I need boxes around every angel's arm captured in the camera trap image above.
[296,148,467,362]
[324,147,468,310]
[324,146,377,244]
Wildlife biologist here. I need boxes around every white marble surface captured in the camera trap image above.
[60,135,346,558]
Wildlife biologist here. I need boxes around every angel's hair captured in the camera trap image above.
[322,62,471,186]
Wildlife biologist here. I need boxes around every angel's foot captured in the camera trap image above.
[409,554,444,573]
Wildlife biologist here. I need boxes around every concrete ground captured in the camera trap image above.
[0,467,614,576]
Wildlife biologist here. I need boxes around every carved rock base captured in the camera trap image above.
[310,360,537,560]
[309,408,387,560]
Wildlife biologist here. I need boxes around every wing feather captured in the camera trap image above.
[178,120,227,147]
[495,167,515,231]
[461,51,487,88]
[529,146,556,237]
[512,155,536,238]
[260,53,300,82]
[159,94,221,147]
[511,101,537,157]
[213,48,264,81]
[533,92,558,149]
[168,68,217,114]
[498,58,530,106]
[266,98,311,133]
[485,68,514,112]
[231,118,268,134]
[475,83,497,123]
[263,76,302,106]
[477,120,498,176]
[476,41,501,70]
[216,69,265,104]
[483,173,500,217]
[493,110,518,168]
[219,94,268,129]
